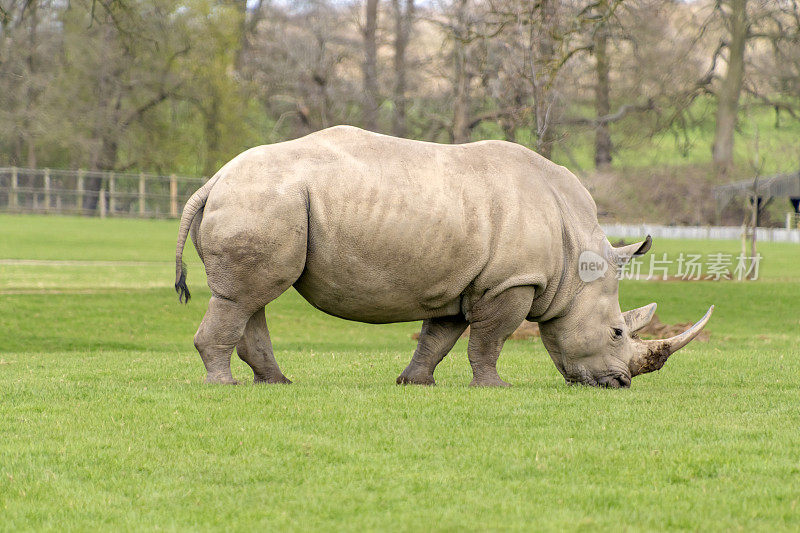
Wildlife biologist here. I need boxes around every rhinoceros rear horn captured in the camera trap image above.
[623,303,657,333]
[628,305,714,377]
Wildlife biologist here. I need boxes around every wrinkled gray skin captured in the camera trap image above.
[175,126,712,388]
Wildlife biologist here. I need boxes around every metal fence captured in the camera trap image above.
[0,167,205,218]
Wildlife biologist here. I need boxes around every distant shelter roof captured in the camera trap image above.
[714,172,800,210]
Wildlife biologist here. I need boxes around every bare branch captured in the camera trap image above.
[559,99,654,127]
[467,106,531,130]
[742,85,800,120]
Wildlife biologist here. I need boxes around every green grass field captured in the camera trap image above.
[1,214,799,531]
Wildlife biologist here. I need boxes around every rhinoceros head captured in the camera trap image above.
[538,236,713,388]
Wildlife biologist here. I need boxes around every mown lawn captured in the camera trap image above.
[1,214,799,531]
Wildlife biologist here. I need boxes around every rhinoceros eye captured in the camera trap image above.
[612,327,623,338]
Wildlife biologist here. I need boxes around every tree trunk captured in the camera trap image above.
[451,0,471,144]
[362,0,380,131]
[452,46,470,143]
[392,0,414,137]
[235,0,264,75]
[532,0,557,160]
[84,136,117,212]
[24,0,38,169]
[233,0,248,72]
[203,97,222,178]
[713,0,748,178]
[500,115,516,143]
[593,19,612,168]
[85,21,116,213]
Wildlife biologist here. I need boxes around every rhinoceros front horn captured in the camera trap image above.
[628,305,714,377]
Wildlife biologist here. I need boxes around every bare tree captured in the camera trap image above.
[0,0,60,168]
[450,0,472,143]
[554,0,659,168]
[712,0,748,178]
[256,1,358,134]
[362,0,380,131]
[708,0,800,178]
[533,0,560,158]
[391,0,414,137]
[593,6,612,168]
[473,0,564,158]
[60,0,188,209]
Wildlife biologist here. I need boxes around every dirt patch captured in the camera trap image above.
[411,314,709,342]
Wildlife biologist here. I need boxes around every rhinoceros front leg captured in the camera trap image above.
[467,286,535,387]
[236,307,292,384]
[194,296,252,385]
[397,315,468,385]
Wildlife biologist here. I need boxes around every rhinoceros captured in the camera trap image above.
[174,125,712,388]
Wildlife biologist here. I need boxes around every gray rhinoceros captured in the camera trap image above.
[175,125,712,388]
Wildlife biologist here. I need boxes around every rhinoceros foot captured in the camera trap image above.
[469,375,511,387]
[204,374,240,385]
[254,375,292,385]
[396,367,436,386]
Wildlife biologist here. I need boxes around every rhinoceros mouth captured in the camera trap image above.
[597,373,631,388]
[563,363,632,388]
[565,372,631,389]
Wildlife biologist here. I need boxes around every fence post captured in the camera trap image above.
[170,174,178,218]
[10,166,18,210]
[44,168,51,209]
[32,170,39,210]
[100,188,107,218]
[139,172,146,216]
[108,172,116,215]
[77,169,84,214]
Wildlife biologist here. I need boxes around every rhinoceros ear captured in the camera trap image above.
[612,235,651,265]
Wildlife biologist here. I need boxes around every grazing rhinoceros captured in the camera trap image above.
[175,125,712,388]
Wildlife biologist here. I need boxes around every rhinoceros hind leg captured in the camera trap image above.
[236,306,292,384]
[397,315,468,385]
[467,286,535,387]
[194,296,253,385]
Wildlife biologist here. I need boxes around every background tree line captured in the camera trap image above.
[2,0,800,219]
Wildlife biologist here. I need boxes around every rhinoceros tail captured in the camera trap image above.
[175,261,190,303]
[175,174,222,304]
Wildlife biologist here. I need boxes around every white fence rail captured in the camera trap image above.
[602,223,800,244]
[0,167,204,218]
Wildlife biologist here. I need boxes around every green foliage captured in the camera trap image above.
[1,214,799,530]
